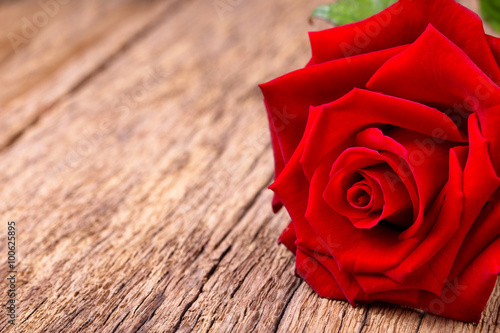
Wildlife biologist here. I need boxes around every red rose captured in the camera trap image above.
[260,0,500,322]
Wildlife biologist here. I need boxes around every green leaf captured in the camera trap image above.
[311,0,397,26]
[480,0,500,32]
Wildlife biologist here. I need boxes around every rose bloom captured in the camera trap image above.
[260,0,500,322]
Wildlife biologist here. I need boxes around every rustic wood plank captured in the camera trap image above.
[0,0,45,63]
[0,0,186,150]
[0,0,498,332]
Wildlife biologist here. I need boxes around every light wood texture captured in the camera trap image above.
[0,0,498,332]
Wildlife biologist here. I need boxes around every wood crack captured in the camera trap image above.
[414,313,426,333]
[273,280,302,332]
[133,289,155,315]
[171,245,233,332]
[112,311,130,333]
[230,261,259,298]
[20,297,48,324]
[358,305,371,333]
[205,302,224,333]
[131,292,166,332]
[59,308,85,332]
[214,172,274,250]
[336,307,348,333]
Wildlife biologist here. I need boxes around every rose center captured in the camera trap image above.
[346,183,372,209]
[324,162,413,230]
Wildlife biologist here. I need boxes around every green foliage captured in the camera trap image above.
[311,0,397,26]
[480,0,500,32]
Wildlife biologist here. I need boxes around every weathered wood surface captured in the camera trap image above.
[0,0,498,332]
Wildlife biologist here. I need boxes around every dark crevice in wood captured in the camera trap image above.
[214,172,274,250]
[278,256,294,276]
[89,269,142,330]
[0,0,193,154]
[171,245,233,332]
[205,302,223,333]
[273,280,302,332]
[132,292,166,333]
[358,305,371,333]
[20,298,47,324]
[495,305,500,327]
[204,245,232,286]
[100,295,128,330]
[249,313,261,333]
[336,307,347,333]
[114,269,141,296]
[77,318,93,332]
[133,289,155,315]
[111,311,130,333]
[170,292,202,332]
[190,312,204,332]
[58,308,85,332]
[230,261,258,298]
[414,313,426,333]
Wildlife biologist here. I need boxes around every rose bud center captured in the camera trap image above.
[347,183,372,209]
[324,162,413,230]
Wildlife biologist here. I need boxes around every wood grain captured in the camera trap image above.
[0,0,498,332]
[0,0,186,150]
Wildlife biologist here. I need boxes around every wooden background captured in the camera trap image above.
[0,0,498,332]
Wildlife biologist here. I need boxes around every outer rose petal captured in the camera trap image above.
[260,45,408,183]
[367,25,500,113]
[448,190,500,281]
[278,221,297,255]
[417,238,500,322]
[487,35,500,67]
[309,0,500,83]
[478,105,500,174]
[271,106,331,256]
[303,249,421,306]
[295,249,346,299]
[413,114,500,291]
[265,106,286,212]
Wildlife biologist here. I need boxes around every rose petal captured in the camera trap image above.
[352,261,443,296]
[271,106,332,256]
[295,249,346,299]
[355,128,420,222]
[381,147,464,285]
[487,34,500,67]
[360,164,412,229]
[418,238,500,322]
[478,105,500,174]
[417,114,500,289]
[448,190,500,281]
[260,45,409,181]
[387,129,455,239]
[306,150,419,273]
[303,249,421,306]
[308,0,500,82]
[367,25,500,113]
[300,89,466,181]
[278,221,297,254]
